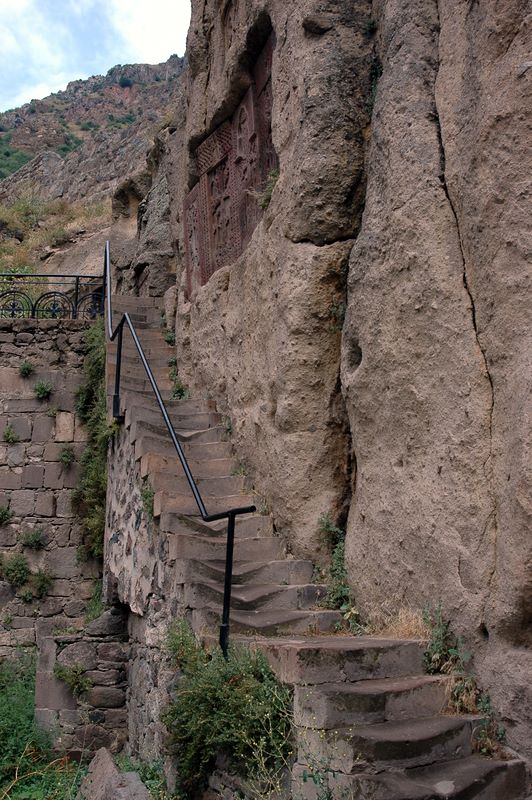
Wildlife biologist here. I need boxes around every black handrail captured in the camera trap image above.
[103,241,255,656]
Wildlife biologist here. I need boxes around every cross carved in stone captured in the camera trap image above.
[183,32,277,297]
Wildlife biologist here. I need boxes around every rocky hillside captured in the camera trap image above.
[0,56,184,276]
[0,56,184,202]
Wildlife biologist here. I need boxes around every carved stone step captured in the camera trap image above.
[294,675,448,728]
[193,606,342,637]
[291,756,527,800]
[224,635,426,684]
[111,295,161,310]
[150,472,245,496]
[172,558,314,585]
[113,375,174,393]
[153,489,256,518]
[185,581,327,611]
[162,511,272,538]
[165,531,285,562]
[130,421,225,446]
[108,353,172,369]
[125,405,222,431]
[296,716,478,772]
[134,436,232,462]
[129,395,216,415]
[140,452,236,479]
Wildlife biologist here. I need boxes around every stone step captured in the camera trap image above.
[226,635,426,685]
[296,716,478,773]
[153,489,255,518]
[193,606,342,637]
[161,511,272,538]
[150,472,246,496]
[294,675,449,728]
[112,375,174,394]
[134,436,232,461]
[125,405,222,431]
[184,581,327,612]
[128,395,216,416]
[108,353,173,370]
[130,421,225,446]
[140,452,236,479]
[111,295,161,309]
[108,343,174,360]
[166,530,285,562]
[291,756,527,800]
[172,558,314,586]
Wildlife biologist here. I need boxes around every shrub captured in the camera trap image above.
[53,663,92,697]
[59,445,75,469]
[164,329,176,346]
[163,620,293,797]
[257,169,279,210]
[73,320,112,559]
[33,569,52,599]
[141,481,155,521]
[1,553,30,588]
[34,380,53,401]
[2,423,19,444]
[118,76,133,88]
[84,579,105,622]
[0,505,12,526]
[19,360,35,378]
[20,527,47,550]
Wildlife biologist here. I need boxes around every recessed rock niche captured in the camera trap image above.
[183,32,277,296]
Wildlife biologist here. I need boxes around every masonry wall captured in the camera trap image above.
[0,319,99,655]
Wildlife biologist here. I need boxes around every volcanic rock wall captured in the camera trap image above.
[113,0,531,761]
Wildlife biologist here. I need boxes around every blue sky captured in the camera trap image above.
[0,0,191,112]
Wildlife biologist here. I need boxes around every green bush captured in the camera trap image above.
[1,553,30,588]
[73,320,112,559]
[163,621,293,797]
[53,663,92,698]
[0,654,86,796]
[59,445,75,469]
[20,527,47,550]
[33,569,52,599]
[34,380,53,401]
[0,505,13,526]
[2,423,19,444]
[18,360,35,378]
[118,76,133,88]
[0,145,32,180]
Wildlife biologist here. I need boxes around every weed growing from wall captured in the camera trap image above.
[20,527,47,550]
[74,320,114,559]
[34,380,53,401]
[2,423,19,444]
[141,481,155,521]
[18,360,35,378]
[0,506,13,526]
[423,605,507,756]
[163,620,293,798]
[53,663,92,698]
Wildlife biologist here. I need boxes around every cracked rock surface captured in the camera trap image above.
[342,0,531,761]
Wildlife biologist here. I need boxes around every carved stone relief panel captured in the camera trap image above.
[183,31,278,296]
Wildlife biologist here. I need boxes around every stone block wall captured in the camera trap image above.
[34,608,130,755]
[0,319,99,655]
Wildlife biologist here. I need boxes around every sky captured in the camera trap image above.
[0,0,191,112]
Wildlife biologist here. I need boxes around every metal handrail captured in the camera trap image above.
[103,241,255,656]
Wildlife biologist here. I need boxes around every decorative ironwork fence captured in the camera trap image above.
[0,274,104,320]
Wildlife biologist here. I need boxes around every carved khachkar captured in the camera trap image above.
[184,32,278,295]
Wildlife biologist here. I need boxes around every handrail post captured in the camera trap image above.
[112,321,124,420]
[219,511,236,659]
[73,276,80,319]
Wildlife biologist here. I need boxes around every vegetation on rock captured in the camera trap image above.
[73,319,113,559]
[164,620,293,798]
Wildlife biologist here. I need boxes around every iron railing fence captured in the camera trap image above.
[0,273,104,320]
[103,241,255,657]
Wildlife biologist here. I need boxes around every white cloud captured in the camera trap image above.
[0,0,191,112]
[106,0,190,63]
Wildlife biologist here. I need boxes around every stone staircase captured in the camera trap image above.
[106,295,528,800]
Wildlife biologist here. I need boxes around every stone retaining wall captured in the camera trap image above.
[0,319,99,656]
[34,608,130,755]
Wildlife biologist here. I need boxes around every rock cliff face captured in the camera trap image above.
[91,0,532,763]
[0,57,184,202]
